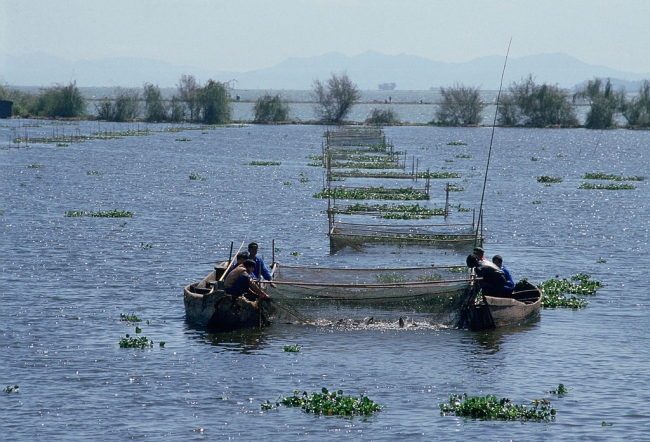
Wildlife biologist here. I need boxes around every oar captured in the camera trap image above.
[219,241,245,284]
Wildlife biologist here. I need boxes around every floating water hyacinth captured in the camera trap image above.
[262,388,384,416]
[439,393,555,422]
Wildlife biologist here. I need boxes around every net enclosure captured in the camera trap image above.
[328,221,482,253]
[265,263,473,325]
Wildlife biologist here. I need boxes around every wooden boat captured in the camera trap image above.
[265,263,474,326]
[183,261,276,332]
[465,280,542,330]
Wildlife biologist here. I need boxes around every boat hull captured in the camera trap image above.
[467,281,542,330]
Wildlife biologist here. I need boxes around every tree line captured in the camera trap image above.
[1,73,650,129]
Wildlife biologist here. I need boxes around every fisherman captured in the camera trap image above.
[247,242,276,288]
[224,251,249,278]
[492,255,515,295]
[466,253,509,298]
[224,259,270,304]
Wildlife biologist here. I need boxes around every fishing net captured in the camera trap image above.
[328,221,481,253]
[266,263,473,325]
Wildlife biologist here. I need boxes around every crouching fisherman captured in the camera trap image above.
[224,259,271,304]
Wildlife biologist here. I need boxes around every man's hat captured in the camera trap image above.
[473,247,484,255]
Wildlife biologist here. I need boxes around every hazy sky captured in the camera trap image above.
[2,0,650,73]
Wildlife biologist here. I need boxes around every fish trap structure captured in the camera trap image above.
[328,220,482,253]
[267,263,474,325]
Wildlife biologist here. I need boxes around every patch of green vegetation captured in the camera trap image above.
[119,312,142,323]
[537,176,562,183]
[300,177,310,183]
[579,182,636,190]
[596,258,606,263]
[455,154,472,158]
[65,210,133,218]
[261,388,384,416]
[330,160,400,169]
[375,272,408,283]
[532,200,542,204]
[249,161,281,166]
[290,251,299,256]
[583,172,644,181]
[447,141,467,146]
[549,384,568,395]
[27,164,44,169]
[439,393,555,422]
[416,273,442,282]
[315,187,429,201]
[447,184,465,192]
[56,143,69,147]
[283,181,292,185]
[418,171,461,179]
[189,173,207,181]
[175,138,191,141]
[283,344,301,352]
[444,159,455,163]
[3,385,19,394]
[307,161,324,167]
[531,157,539,161]
[538,273,602,309]
[140,242,152,250]
[86,170,104,175]
[119,333,153,349]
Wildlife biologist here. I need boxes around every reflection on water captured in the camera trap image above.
[2,120,650,440]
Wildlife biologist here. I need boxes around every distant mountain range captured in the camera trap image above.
[3,51,649,91]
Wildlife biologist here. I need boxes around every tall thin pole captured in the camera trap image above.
[476,38,512,246]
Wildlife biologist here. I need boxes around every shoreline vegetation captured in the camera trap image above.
[1,73,649,129]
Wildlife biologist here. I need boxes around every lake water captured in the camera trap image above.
[2,120,650,440]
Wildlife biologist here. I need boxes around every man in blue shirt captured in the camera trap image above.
[492,255,515,295]
[248,242,276,287]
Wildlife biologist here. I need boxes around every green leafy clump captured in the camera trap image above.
[375,272,408,283]
[27,164,44,168]
[249,161,281,166]
[315,187,429,201]
[538,273,602,308]
[447,141,467,146]
[579,182,636,190]
[175,138,191,141]
[283,344,301,352]
[86,170,104,175]
[583,172,644,181]
[189,173,207,181]
[418,171,461,179]
[262,388,384,416]
[439,393,555,422]
[3,385,19,394]
[537,176,562,183]
[447,185,465,192]
[119,312,142,323]
[140,242,152,250]
[455,154,472,159]
[119,333,153,349]
[300,177,310,183]
[65,210,133,218]
[549,384,568,394]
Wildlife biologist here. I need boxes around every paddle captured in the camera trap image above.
[219,241,245,285]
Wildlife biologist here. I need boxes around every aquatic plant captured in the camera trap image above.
[249,161,281,166]
[27,164,44,168]
[531,157,539,161]
[56,143,69,147]
[578,182,636,190]
[119,333,153,349]
[119,312,142,323]
[175,138,191,141]
[537,176,562,183]
[315,187,429,201]
[375,273,408,283]
[538,273,602,308]
[418,171,461,179]
[417,273,442,282]
[439,393,555,422]
[262,388,384,416]
[65,210,133,218]
[549,384,568,395]
[283,344,301,352]
[455,154,472,159]
[300,177,310,183]
[532,200,542,204]
[447,184,465,192]
[3,385,19,394]
[86,170,104,175]
[283,181,292,185]
[140,242,152,250]
[189,173,206,181]
[447,141,467,146]
[583,172,644,181]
